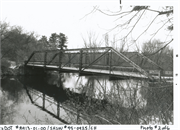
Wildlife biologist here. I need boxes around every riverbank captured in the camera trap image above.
[1,67,19,79]
[1,59,24,79]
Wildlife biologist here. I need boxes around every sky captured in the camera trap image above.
[1,1,119,48]
[0,1,176,50]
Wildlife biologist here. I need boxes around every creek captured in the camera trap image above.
[0,71,173,124]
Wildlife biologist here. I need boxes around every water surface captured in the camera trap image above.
[0,72,173,125]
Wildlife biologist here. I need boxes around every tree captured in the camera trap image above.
[141,39,173,71]
[38,35,49,50]
[142,39,166,54]
[82,31,102,48]
[84,6,173,52]
[1,21,11,43]
[49,33,68,50]
[1,22,37,62]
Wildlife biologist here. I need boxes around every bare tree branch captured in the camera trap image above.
[97,7,132,16]
[150,18,173,41]
[145,8,173,15]
[80,6,99,20]
[124,10,146,42]
[135,14,159,41]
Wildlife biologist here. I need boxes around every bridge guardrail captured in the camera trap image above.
[24,47,165,81]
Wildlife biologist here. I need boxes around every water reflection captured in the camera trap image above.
[1,72,173,125]
[1,76,25,124]
[0,76,65,125]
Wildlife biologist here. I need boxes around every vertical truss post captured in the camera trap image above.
[85,51,88,67]
[158,70,162,82]
[68,53,71,67]
[44,52,47,69]
[57,101,60,118]
[79,49,83,73]
[106,52,110,66]
[59,50,62,71]
[107,52,109,67]
[109,49,112,74]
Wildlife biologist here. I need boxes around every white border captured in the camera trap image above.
[0,0,179,130]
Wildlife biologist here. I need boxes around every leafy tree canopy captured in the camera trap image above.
[1,21,68,64]
[49,33,68,50]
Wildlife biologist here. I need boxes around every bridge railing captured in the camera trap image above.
[25,47,164,80]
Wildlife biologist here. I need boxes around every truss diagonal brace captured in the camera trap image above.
[82,49,111,71]
[62,52,79,67]
[111,48,153,80]
[137,53,163,70]
[25,52,35,66]
[48,53,59,65]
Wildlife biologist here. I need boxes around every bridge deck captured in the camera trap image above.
[26,63,148,79]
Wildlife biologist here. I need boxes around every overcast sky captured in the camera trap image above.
[1,1,117,48]
[1,0,176,50]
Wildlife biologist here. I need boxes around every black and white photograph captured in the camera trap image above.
[0,0,179,129]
